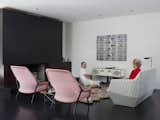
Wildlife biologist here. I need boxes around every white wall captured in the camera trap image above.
[62,23,66,58]
[63,23,72,60]
[64,12,160,89]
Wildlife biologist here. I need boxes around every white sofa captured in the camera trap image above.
[108,68,156,107]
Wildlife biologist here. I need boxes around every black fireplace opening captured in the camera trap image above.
[25,64,46,82]
[4,62,71,88]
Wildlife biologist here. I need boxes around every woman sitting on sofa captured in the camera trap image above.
[129,58,142,80]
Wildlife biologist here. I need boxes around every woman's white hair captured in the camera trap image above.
[133,58,142,67]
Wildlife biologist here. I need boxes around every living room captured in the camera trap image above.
[0,0,160,120]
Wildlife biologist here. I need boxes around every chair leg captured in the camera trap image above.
[50,95,55,108]
[16,91,19,100]
[43,95,46,104]
[74,102,78,115]
[50,99,55,109]
[52,100,56,111]
[50,101,55,109]
[31,94,35,104]
[87,97,90,116]
[42,93,55,108]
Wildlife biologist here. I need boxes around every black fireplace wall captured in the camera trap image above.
[3,8,63,65]
[0,10,2,65]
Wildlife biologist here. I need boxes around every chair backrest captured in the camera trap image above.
[46,69,80,103]
[136,68,156,97]
[10,65,37,93]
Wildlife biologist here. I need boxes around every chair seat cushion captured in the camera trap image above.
[36,82,49,92]
[79,90,91,101]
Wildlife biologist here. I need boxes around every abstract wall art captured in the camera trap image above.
[97,34,127,61]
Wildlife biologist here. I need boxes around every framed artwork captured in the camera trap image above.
[97,34,127,61]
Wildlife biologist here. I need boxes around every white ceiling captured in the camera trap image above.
[0,0,160,22]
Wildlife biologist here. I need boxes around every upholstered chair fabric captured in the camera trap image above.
[108,68,156,107]
[10,65,48,94]
[46,69,90,103]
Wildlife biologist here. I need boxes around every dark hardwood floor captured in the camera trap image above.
[0,88,160,120]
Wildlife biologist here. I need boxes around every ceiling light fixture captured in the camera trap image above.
[130,10,135,13]
[35,8,39,10]
[98,14,102,17]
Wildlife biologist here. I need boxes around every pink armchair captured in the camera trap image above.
[46,69,91,113]
[10,65,49,103]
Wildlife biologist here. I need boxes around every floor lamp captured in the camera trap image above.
[144,57,152,68]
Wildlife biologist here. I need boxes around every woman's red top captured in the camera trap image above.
[129,67,141,80]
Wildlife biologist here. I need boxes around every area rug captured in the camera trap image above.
[47,84,109,104]
[79,84,109,104]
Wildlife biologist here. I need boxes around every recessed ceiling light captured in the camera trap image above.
[130,10,135,13]
[98,14,102,17]
[35,8,39,10]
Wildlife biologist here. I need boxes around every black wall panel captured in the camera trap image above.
[3,8,62,64]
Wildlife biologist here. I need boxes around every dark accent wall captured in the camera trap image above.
[0,9,2,64]
[0,9,4,86]
[3,8,62,65]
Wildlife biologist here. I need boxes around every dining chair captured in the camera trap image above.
[46,68,91,114]
[10,65,49,104]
